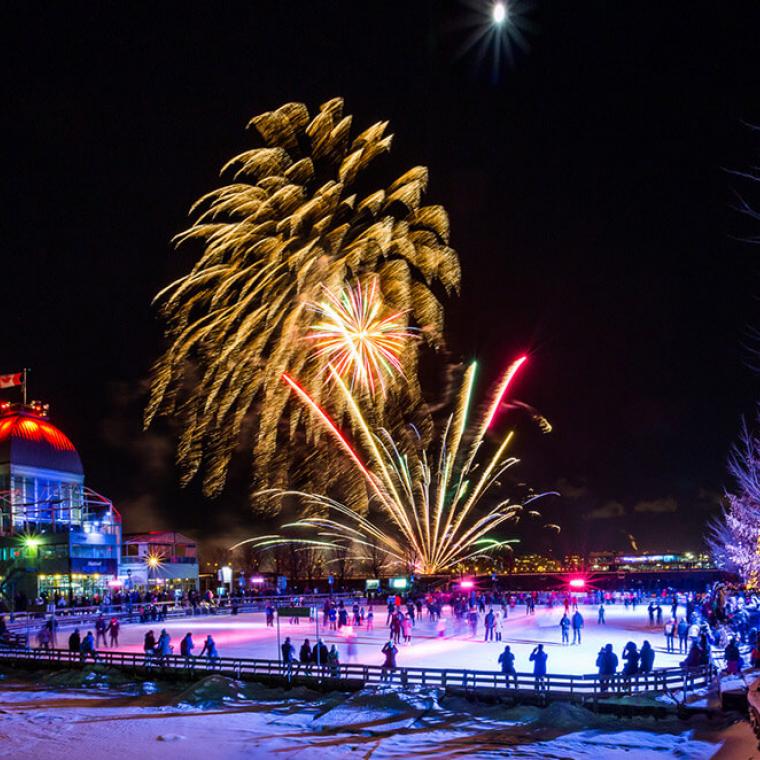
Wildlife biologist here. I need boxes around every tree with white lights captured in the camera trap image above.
[708,422,760,583]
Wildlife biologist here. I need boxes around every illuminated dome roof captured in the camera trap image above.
[0,404,83,475]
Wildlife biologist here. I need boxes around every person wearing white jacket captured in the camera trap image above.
[494,610,503,642]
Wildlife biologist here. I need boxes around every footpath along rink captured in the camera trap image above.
[92,602,687,675]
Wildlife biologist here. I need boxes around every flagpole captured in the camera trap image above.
[22,368,27,405]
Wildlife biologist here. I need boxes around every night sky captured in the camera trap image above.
[3,1,760,555]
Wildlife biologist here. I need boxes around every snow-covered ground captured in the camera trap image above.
[81,602,687,675]
[0,670,753,759]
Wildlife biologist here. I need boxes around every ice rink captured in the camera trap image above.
[90,601,687,675]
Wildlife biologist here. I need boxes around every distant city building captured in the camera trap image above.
[562,554,585,571]
[588,551,713,572]
[512,554,562,573]
[120,531,199,592]
[0,400,121,605]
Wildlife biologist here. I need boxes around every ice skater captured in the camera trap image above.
[571,609,584,645]
[484,608,495,642]
[200,634,219,668]
[381,640,398,682]
[107,617,120,648]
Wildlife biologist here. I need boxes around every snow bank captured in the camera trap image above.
[173,674,322,709]
[0,675,750,759]
[312,686,442,731]
[39,665,138,690]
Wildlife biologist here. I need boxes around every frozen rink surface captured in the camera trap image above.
[86,601,688,675]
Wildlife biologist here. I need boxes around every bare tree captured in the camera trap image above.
[707,421,760,581]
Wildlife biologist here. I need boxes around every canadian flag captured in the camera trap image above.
[0,372,22,389]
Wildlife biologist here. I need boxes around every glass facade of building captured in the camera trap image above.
[0,401,121,605]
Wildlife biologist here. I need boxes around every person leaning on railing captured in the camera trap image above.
[529,644,547,691]
[281,636,295,678]
[381,640,398,683]
[498,644,517,688]
[200,635,219,668]
[596,644,618,693]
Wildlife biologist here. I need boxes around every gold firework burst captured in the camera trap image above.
[233,356,557,574]
[308,278,415,396]
[146,98,460,504]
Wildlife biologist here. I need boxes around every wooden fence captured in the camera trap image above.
[0,646,714,704]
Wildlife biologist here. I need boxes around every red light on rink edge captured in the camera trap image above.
[569,578,585,589]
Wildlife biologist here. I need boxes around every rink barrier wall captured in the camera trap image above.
[4,593,361,632]
[0,646,715,704]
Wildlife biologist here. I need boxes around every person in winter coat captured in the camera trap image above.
[68,628,81,654]
[107,617,120,648]
[559,613,570,645]
[80,631,98,662]
[299,638,312,672]
[484,609,495,642]
[180,632,195,663]
[313,639,329,669]
[639,640,655,673]
[681,640,704,668]
[494,610,503,642]
[37,625,51,650]
[622,641,639,676]
[498,644,517,687]
[530,644,548,690]
[571,610,584,645]
[390,613,402,644]
[198,634,219,667]
[95,615,107,648]
[402,614,412,644]
[200,635,219,665]
[328,644,340,677]
[282,636,296,676]
[143,630,156,663]
[596,644,618,675]
[664,619,675,653]
[724,637,742,675]
[598,604,606,624]
[596,643,618,692]
[381,640,398,681]
[677,618,689,653]
[156,629,173,664]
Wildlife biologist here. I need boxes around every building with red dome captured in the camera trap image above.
[0,400,121,607]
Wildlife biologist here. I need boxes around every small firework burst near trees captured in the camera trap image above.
[146,98,460,504]
[233,356,559,574]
